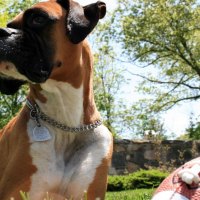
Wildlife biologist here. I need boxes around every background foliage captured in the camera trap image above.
[128,0,200,111]
[104,0,200,138]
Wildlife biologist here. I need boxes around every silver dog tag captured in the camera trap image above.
[32,126,52,142]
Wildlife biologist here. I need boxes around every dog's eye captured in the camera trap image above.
[24,10,55,29]
[32,16,47,26]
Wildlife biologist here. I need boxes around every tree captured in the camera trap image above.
[114,0,200,112]
[122,100,166,138]
[92,27,128,136]
[0,86,27,128]
[91,18,167,138]
[0,1,10,27]
[6,0,38,19]
[91,6,167,138]
[186,113,200,140]
[0,0,38,27]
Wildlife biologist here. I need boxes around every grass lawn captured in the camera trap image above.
[19,189,155,200]
[106,189,155,200]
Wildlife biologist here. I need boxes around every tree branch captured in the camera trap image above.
[140,37,200,77]
[157,95,200,111]
[180,37,200,76]
[128,71,200,90]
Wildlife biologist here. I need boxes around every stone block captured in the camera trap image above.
[127,143,140,152]
[112,152,126,170]
[127,162,140,173]
[109,167,117,175]
[114,145,126,152]
[144,150,156,160]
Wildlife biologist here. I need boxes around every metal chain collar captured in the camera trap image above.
[26,99,102,133]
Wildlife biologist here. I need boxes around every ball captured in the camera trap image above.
[152,157,200,200]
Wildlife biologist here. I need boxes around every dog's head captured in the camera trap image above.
[0,0,106,94]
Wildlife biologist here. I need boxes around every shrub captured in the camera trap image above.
[107,169,169,191]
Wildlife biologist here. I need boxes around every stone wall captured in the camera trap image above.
[109,139,200,175]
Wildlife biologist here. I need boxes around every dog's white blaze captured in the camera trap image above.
[27,79,112,199]
[39,79,84,127]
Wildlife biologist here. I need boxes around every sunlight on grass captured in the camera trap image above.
[12,189,154,200]
[13,191,85,200]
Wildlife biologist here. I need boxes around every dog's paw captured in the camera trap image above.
[178,164,200,184]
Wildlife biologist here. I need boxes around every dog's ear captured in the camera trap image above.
[57,0,106,44]
[57,0,70,10]
[0,79,25,95]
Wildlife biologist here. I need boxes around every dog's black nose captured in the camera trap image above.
[0,28,12,37]
[0,28,20,38]
[0,28,11,37]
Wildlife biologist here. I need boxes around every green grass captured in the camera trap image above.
[18,189,155,200]
[106,189,155,200]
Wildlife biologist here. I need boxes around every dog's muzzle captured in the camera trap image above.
[0,27,53,83]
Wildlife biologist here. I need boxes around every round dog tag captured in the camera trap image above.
[32,126,52,142]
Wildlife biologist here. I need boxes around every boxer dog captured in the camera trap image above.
[0,0,113,199]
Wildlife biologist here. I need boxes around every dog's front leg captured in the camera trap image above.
[87,157,111,200]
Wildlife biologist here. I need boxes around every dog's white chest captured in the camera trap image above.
[27,122,112,200]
